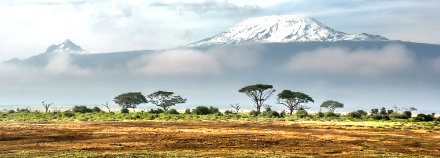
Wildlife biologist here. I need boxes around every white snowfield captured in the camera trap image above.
[188,15,388,47]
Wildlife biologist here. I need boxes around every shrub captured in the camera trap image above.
[62,110,75,118]
[317,112,324,118]
[7,110,15,114]
[149,108,164,114]
[296,109,308,118]
[208,106,220,114]
[390,112,410,119]
[370,114,383,120]
[17,108,30,113]
[72,106,92,113]
[91,106,101,113]
[280,110,286,118]
[121,108,129,113]
[356,110,368,116]
[262,110,280,118]
[165,108,179,114]
[414,113,435,122]
[224,110,233,115]
[193,106,210,115]
[370,108,379,115]
[184,109,191,114]
[325,112,338,118]
[403,111,412,118]
[249,110,260,116]
[347,111,362,119]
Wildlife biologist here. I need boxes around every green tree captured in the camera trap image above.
[276,90,314,115]
[239,84,275,113]
[113,92,147,111]
[148,91,186,110]
[320,100,344,112]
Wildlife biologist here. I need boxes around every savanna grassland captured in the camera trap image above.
[1,110,440,157]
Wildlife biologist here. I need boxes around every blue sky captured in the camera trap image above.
[0,0,439,61]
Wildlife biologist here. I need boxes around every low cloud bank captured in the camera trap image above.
[285,44,414,75]
[0,54,96,83]
[129,49,220,76]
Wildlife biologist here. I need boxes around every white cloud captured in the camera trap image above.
[44,54,91,76]
[285,44,414,75]
[432,57,440,72]
[129,49,220,75]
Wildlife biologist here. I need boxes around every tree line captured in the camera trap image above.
[110,84,342,115]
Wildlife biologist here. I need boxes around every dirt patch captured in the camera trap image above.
[0,121,439,157]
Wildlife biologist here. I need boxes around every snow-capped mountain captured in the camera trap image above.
[45,39,84,53]
[188,15,388,47]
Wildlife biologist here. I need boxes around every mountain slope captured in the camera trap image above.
[188,15,388,47]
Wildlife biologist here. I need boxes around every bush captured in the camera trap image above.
[224,110,233,115]
[262,110,280,118]
[403,111,412,118]
[356,110,368,116]
[63,110,75,118]
[7,110,15,114]
[121,108,129,113]
[208,106,219,114]
[280,110,286,118]
[91,106,101,113]
[296,109,308,118]
[72,106,93,113]
[414,113,435,122]
[249,110,260,116]
[370,114,383,120]
[317,112,324,118]
[17,108,30,113]
[370,108,379,115]
[184,109,191,114]
[165,108,179,114]
[149,108,164,114]
[193,106,210,115]
[390,112,410,119]
[347,111,362,119]
[325,112,339,118]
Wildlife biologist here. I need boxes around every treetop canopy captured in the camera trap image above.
[277,90,314,103]
[239,84,273,93]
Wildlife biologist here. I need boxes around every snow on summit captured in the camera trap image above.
[45,39,84,53]
[188,15,388,47]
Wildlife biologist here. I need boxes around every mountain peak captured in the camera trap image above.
[45,39,84,53]
[188,15,388,47]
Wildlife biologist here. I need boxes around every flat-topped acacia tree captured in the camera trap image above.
[113,92,147,112]
[320,100,344,112]
[239,84,275,114]
[277,90,314,115]
[148,91,187,110]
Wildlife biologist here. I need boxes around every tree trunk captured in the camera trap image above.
[45,108,48,113]
[289,108,293,115]
[256,105,261,114]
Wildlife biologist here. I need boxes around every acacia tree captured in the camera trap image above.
[102,102,111,112]
[320,100,344,112]
[230,103,241,114]
[238,84,275,113]
[41,100,54,113]
[276,90,314,115]
[113,92,147,112]
[148,91,187,110]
